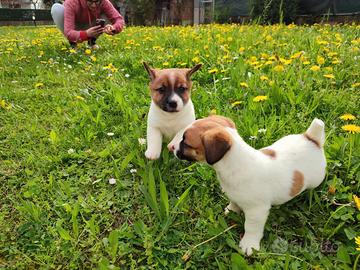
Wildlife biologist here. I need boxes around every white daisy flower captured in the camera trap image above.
[108,178,116,185]
[138,138,146,145]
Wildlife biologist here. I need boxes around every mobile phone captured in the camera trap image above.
[96,19,105,27]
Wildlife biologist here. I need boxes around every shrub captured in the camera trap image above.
[250,0,299,24]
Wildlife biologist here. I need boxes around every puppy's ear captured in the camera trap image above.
[186,64,202,80]
[201,127,232,165]
[143,62,156,81]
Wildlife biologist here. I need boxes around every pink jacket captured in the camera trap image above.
[64,0,125,42]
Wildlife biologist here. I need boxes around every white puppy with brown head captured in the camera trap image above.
[172,115,326,255]
[143,62,201,160]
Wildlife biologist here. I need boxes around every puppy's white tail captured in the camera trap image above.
[305,118,325,147]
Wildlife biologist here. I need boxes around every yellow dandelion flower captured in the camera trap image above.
[310,65,320,71]
[0,99,11,110]
[351,82,360,88]
[340,114,356,121]
[324,66,333,72]
[355,236,360,251]
[316,40,328,45]
[222,54,230,60]
[231,101,242,107]
[239,47,245,53]
[332,59,341,64]
[353,195,360,210]
[341,124,360,134]
[265,60,273,65]
[35,82,44,88]
[192,56,200,63]
[253,95,268,102]
[303,61,311,65]
[69,49,76,54]
[210,109,217,115]
[240,82,248,88]
[250,56,257,62]
[75,95,85,101]
[291,51,303,59]
[90,55,97,62]
[317,56,325,65]
[273,65,284,72]
[260,75,269,81]
[323,74,335,79]
[351,38,360,45]
[208,68,218,74]
[85,49,91,55]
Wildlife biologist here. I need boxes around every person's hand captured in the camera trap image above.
[86,25,104,38]
[104,24,115,35]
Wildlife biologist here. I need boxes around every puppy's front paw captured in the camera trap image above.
[145,149,161,160]
[239,236,260,256]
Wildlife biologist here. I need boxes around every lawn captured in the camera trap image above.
[0,23,359,269]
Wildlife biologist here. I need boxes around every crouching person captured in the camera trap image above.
[51,0,125,49]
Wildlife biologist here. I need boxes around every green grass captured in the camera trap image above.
[0,23,359,269]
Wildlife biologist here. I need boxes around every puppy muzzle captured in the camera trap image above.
[162,100,178,112]
[175,149,196,162]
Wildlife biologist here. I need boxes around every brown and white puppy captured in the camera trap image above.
[172,115,326,255]
[143,62,201,160]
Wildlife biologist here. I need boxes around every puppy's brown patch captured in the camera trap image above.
[180,116,235,162]
[304,133,321,148]
[260,148,276,159]
[290,170,304,197]
[205,115,236,129]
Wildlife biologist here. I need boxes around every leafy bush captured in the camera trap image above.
[126,0,156,25]
[250,0,299,24]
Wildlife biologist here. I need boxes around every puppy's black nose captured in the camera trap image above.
[168,101,177,108]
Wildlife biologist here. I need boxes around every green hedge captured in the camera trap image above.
[250,0,299,24]
[0,8,52,21]
[215,0,250,23]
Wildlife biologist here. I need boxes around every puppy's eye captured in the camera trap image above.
[178,86,187,93]
[182,141,193,149]
[156,86,165,93]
